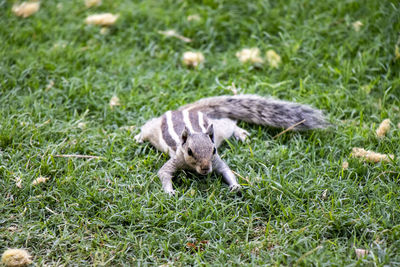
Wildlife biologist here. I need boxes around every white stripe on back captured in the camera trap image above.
[166,111,181,144]
[198,112,207,133]
[182,109,195,133]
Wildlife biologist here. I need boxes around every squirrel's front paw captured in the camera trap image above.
[229,184,241,192]
[164,188,176,196]
[234,128,249,142]
[134,133,143,143]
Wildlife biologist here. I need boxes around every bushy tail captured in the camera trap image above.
[179,95,329,130]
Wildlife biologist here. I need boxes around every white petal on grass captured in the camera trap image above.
[158,30,192,43]
[1,248,32,267]
[355,248,369,259]
[321,189,328,200]
[266,49,281,68]
[32,176,48,185]
[235,48,263,64]
[46,80,54,90]
[85,0,102,8]
[227,82,240,95]
[12,2,40,18]
[187,14,201,22]
[182,52,205,67]
[85,13,119,26]
[77,122,86,129]
[109,96,120,108]
[15,176,22,188]
[376,119,390,138]
[119,125,135,131]
[342,161,349,170]
[352,21,363,32]
[351,147,394,163]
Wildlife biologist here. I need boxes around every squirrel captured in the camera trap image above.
[134,94,328,195]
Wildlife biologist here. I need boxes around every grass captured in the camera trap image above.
[1,0,400,265]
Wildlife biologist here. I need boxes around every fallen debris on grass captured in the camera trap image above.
[376,119,390,137]
[85,13,119,26]
[352,21,363,32]
[32,176,48,185]
[236,48,263,64]
[109,96,120,108]
[273,120,306,139]
[187,14,201,22]
[1,248,32,267]
[158,30,192,43]
[85,0,102,8]
[266,49,281,68]
[351,147,394,163]
[15,176,22,188]
[12,2,40,18]
[342,161,349,170]
[53,154,104,160]
[355,248,369,259]
[182,51,204,67]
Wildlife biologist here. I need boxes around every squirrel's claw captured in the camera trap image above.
[234,128,250,142]
[134,133,143,143]
[229,184,241,192]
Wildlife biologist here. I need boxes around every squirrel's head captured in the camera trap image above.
[180,124,216,175]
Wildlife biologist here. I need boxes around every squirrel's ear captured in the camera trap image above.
[206,124,214,143]
[181,126,190,144]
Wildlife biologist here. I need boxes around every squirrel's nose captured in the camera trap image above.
[200,166,211,175]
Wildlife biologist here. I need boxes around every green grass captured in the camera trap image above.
[1,0,400,265]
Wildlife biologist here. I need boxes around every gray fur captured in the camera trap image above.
[180,94,328,130]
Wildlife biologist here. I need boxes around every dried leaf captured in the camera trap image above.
[227,82,239,95]
[187,14,201,22]
[77,122,86,129]
[236,48,263,64]
[109,96,120,108]
[1,248,32,266]
[85,0,102,8]
[182,51,204,67]
[32,176,48,185]
[12,2,40,18]
[186,240,209,252]
[15,176,22,188]
[46,80,54,90]
[85,13,119,26]
[266,49,281,68]
[158,30,192,42]
[352,21,363,32]
[351,147,394,163]
[376,119,390,137]
[355,248,369,259]
[342,161,349,170]
[321,189,328,200]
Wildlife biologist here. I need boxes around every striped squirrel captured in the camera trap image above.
[135,95,328,195]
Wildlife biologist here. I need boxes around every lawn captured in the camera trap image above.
[1,0,400,265]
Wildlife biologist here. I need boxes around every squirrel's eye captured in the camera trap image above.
[188,148,193,157]
[213,147,216,154]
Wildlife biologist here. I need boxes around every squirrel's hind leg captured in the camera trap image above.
[210,118,249,145]
[233,126,249,142]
